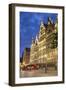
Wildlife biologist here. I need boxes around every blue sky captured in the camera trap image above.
[20,12,57,57]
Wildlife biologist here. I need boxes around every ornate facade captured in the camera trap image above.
[30,17,58,65]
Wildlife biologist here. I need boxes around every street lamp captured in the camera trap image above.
[44,54,47,58]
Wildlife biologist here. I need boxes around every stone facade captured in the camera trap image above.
[30,17,58,64]
[22,48,30,65]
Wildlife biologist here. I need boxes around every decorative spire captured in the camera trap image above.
[32,37,35,44]
[55,16,58,32]
[48,17,52,25]
[36,35,38,42]
[41,20,44,25]
[35,35,39,45]
[40,20,44,27]
[48,17,51,21]
[40,20,45,30]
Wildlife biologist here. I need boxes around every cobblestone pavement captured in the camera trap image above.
[20,67,57,77]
